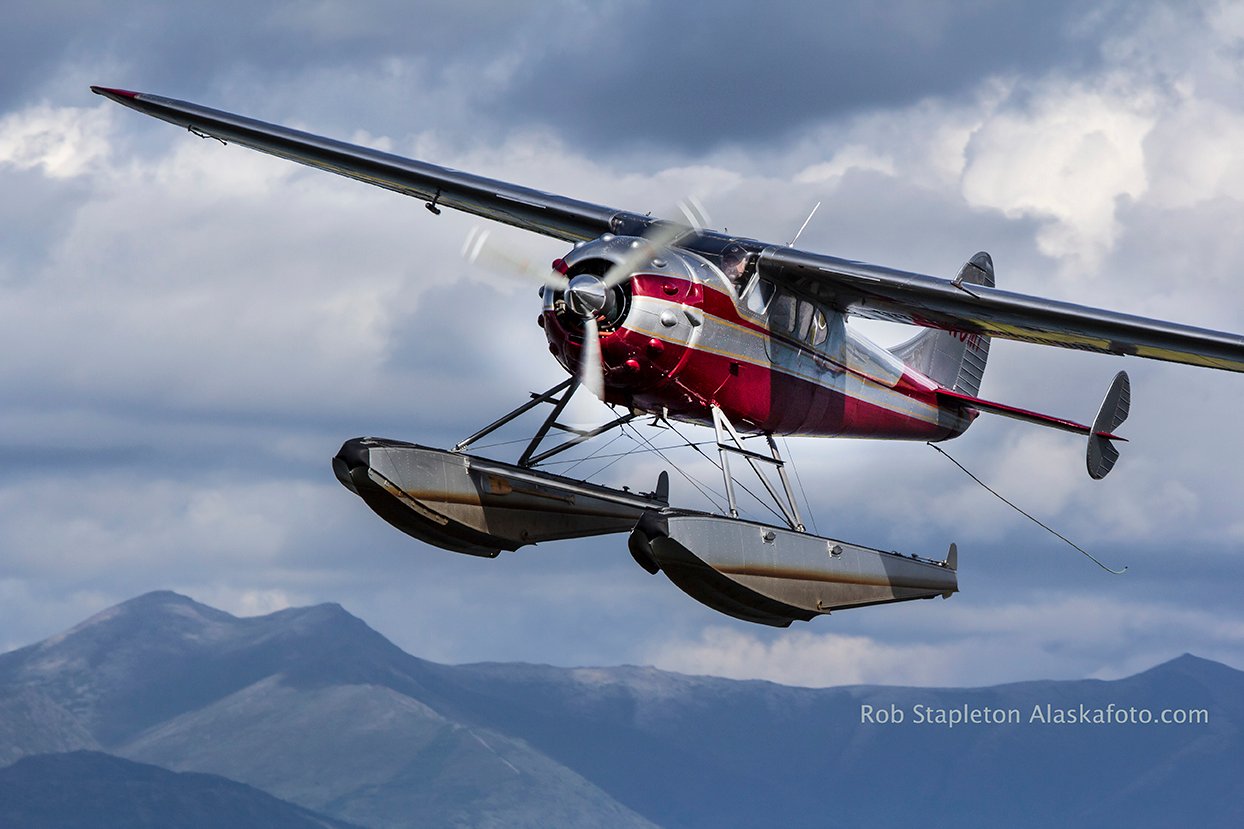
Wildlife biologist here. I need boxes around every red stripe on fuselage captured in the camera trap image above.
[624,335,962,439]
[546,273,970,440]
[631,274,940,397]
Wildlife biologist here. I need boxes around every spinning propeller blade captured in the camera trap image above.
[461,227,567,289]
[600,198,710,289]
[464,198,712,402]
[580,313,604,399]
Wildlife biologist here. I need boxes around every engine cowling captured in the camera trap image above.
[541,234,712,409]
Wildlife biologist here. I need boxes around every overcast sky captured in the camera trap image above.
[4,0,1244,688]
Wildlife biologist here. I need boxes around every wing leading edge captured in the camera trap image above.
[758,246,1244,373]
[90,86,619,243]
[93,85,1244,374]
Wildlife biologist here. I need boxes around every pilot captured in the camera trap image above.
[721,244,752,290]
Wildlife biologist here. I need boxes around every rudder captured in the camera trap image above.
[888,251,993,396]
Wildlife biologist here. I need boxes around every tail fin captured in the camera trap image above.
[1087,371,1130,479]
[889,252,994,396]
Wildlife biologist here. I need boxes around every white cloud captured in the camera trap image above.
[647,594,1244,688]
[0,103,113,179]
[0,475,351,583]
[646,626,951,687]
[795,145,896,185]
[961,81,1155,270]
[186,586,308,618]
[1143,97,1244,208]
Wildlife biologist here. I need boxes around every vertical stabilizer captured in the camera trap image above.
[889,252,994,396]
[1087,371,1130,479]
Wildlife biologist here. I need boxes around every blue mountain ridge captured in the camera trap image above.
[0,750,363,829]
[0,590,1240,829]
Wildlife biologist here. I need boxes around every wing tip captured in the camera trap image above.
[90,85,140,100]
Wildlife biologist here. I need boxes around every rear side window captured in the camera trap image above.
[811,309,828,346]
[769,291,797,333]
[796,301,814,340]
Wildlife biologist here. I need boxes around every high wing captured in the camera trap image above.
[755,247,1244,373]
[90,86,618,243]
[93,86,1244,374]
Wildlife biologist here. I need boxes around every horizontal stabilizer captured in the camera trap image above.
[939,371,1132,479]
[936,388,1108,438]
[1087,371,1130,479]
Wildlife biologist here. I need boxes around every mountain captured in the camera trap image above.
[0,686,100,767]
[419,654,1244,829]
[1,591,1242,829]
[0,592,657,829]
[0,750,362,829]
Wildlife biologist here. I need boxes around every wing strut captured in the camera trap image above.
[710,405,805,532]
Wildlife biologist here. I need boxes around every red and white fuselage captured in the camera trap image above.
[542,235,975,441]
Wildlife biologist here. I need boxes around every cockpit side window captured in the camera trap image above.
[743,276,776,316]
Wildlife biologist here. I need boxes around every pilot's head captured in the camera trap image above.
[721,244,750,285]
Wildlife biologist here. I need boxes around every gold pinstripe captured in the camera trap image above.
[627,296,946,426]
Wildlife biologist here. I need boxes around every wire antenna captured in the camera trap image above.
[788,201,821,247]
[927,442,1127,575]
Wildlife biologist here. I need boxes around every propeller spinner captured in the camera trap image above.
[566,273,612,318]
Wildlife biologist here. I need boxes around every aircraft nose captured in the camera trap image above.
[332,438,372,494]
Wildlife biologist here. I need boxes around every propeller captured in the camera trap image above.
[579,314,605,398]
[597,198,710,290]
[462,198,713,399]
[461,227,566,290]
[597,198,741,302]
